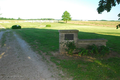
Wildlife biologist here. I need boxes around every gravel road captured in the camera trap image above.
[0,30,72,80]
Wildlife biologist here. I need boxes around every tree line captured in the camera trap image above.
[0,17,55,20]
[0,17,16,20]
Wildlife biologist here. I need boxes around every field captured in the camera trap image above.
[0,20,120,80]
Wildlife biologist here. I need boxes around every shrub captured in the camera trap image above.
[12,25,21,29]
[87,44,99,54]
[87,44,110,56]
[46,25,51,27]
[78,48,88,56]
[116,24,120,29]
[78,45,110,56]
[64,41,76,55]
[64,41,110,56]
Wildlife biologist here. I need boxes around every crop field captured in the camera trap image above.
[0,20,120,80]
[68,21,120,27]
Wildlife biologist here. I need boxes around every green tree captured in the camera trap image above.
[97,0,120,29]
[97,0,120,14]
[118,13,120,20]
[62,11,71,23]
[116,13,120,29]
[18,17,21,20]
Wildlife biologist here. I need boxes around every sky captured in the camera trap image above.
[0,0,120,20]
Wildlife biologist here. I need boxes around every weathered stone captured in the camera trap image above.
[78,39,108,48]
[58,30,79,54]
[58,30,108,54]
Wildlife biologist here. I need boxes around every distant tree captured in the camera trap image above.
[18,17,21,20]
[97,0,120,14]
[0,13,1,15]
[62,11,71,23]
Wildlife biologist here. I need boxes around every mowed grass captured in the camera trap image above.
[0,20,120,80]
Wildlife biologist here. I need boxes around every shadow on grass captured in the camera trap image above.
[4,28,120,80]
[13,28,120,53]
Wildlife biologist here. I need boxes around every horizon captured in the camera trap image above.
[0,0,120,20]
[0,18,120,21]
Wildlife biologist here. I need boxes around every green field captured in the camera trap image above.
[0,20,120,80]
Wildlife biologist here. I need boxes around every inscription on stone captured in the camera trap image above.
[65,34,74,40]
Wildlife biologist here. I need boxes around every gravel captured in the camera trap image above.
[0,30,72,80]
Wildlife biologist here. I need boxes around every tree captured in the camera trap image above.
[97,0,120,14]
[118,13,120,20]
[97,0,120,29]
[62,11,71,23]
[116,13,120,29]
[0,13,2,17]
[18,17,21,20]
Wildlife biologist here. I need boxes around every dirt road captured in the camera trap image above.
[0,30,72,80]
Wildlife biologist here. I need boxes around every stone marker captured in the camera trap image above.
[58,30,108,54]
[58,30,79,54]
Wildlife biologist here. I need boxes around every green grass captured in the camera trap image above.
[0,20,120,80]
[0,31,8,47]
[14,28,59,52]
[59,58,120,80]
[50,56,120,80]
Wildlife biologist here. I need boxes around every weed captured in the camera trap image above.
[99,45,110,56]
[64,41,110,57]
[64,41,76,55]
[78,48,89,56]
[87,44,110,56]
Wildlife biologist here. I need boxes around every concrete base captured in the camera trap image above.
[78,39,108,48]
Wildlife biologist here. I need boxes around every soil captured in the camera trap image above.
[53,50,120,61]
[0,30,72,80]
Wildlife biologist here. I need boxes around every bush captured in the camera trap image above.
[78,48,88,56]
[87,44,110,56]
[64,41,110,56]
[46,25,51,27]
[12,25,21,29]
[64,41,76,55]
[77,45,110,57]
[116,24,120,29]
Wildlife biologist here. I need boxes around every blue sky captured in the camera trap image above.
[0,0,120,20]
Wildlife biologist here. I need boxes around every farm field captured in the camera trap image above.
[68,21,120,27]
[0,20,120,80]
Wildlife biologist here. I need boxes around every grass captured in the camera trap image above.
[0,20,120,80]
[68,21,120,27]
[0,32,7,47]
[13,28,59,52]
[59,58,120,80]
